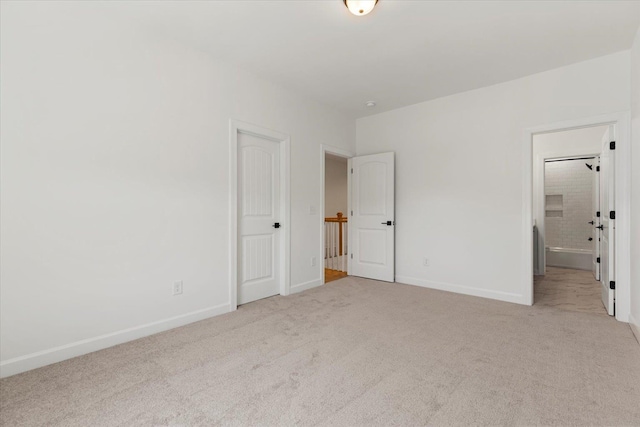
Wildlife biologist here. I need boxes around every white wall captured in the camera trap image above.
[532,126,607,155]
[356,52,631,305]
[630,27,640,341]
[324,155,348,217]
[0,2,354,376]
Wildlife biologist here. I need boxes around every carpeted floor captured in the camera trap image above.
[2,276,640,426]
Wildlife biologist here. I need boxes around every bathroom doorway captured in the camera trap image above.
[532,125,612,315]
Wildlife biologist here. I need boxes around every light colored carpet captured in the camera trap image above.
[534,267,607,315]
[2,276,640,426]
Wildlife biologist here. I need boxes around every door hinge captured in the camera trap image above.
[596,166,600,172]
[609,141,615,150]
[597,211,600,217]
[351,168,353,174]
[610,281,615,290]
[597,257,600,263]
[610,210,615,220]
[351,210,353,216]
[350,254,353,259]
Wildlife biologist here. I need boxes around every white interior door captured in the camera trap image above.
[238,132,281,305]
[599,126,615,316]
[592,156,600,280]
[349,152,395,282]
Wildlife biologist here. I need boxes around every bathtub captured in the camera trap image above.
[545,247,592,271]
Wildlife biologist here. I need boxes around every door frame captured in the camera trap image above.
[320,144,354,284]
[533,149,600,276]
[522,112,631,322]
[229,119,291,310]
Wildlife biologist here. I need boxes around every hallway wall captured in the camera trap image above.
[324,155,348,218]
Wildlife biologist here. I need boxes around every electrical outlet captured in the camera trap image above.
[423,258,430,267]
[311,257,317,267]
[173,281,183,295]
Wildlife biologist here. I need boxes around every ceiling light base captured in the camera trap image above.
[344,0,378,16]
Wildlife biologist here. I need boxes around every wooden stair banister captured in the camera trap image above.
[324,212,348,270]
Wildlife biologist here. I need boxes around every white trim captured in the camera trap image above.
[522,112,631,322]
[347,157,352,276]
[396,276,525,305]
[229,120,291,309]
[290,279,323,294]
[533,147,600,275]
[629,313,640,345]
[0,303,231,379]
[320,144,354,284]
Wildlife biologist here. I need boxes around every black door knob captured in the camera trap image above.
[273,222,281,229]
[588,221,594,225]
[588,237,593,241]
[597,225,604,230]
[381,221,393,226]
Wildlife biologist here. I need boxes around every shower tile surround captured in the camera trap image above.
[544,159,594,250]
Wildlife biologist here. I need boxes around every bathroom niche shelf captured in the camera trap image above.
[545,194,563,217]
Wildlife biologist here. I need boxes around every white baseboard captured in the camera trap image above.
[0,303,231,379]
[290,278,322,294]
[395,275,525,305]
[630,313,640,345]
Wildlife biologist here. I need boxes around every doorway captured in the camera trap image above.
[525,113,631,321]
[532,125,606,314]
[533,126,611,315]
[321,146,353,284]
[229,120,290,309]
[320,147,397,285]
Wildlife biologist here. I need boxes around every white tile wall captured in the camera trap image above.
[544,159,594,250]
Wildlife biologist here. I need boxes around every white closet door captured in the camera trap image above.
[238,132,280,304]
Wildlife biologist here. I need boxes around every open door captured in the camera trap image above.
[599,126,615,316]
[349,152,395,282]
[592,156,600,281]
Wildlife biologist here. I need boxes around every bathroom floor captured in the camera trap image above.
[534,267,607,315]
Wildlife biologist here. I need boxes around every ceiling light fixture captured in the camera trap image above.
[344,0,378,16]
[366,101,377,108]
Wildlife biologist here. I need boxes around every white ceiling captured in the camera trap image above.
[115,1,640,118]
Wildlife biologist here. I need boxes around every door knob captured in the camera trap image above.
[381,221,393,226]
[588,237,593,241]
[588,221,594,225]
[596,225,604,230]
[273,222,281,229]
